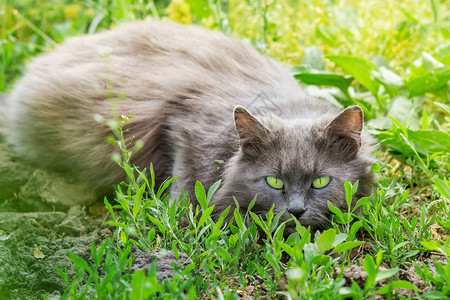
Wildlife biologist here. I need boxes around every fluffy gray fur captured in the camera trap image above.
[6,21,374,229]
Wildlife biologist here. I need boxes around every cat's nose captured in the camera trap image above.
[288,206,307,219]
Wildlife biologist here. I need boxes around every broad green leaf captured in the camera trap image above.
[149,163,156,190]
[348,220,363,241]
[406,67,450,96]
[353,197,371,212]
[198,206,214,228]
[274,223,287,241]
[375,131,412,157]
[364,256,377,291]
[249,212,267,235]
[316,228,336,252]
[182,263,196,276]
[195,180,207,211]
[147,228,155,244]
[197,225,212,240]
[207,180,221,203]
[332,241,365,253]
[234,208,244,230]
[408,129,450,154]
[148,215,165,233]
[351,181,359,195]
[332,233,348,247]
[340,213,355,224]
[375,249,383,266]
[392,241,409,252]
[294,73,353,95]
[206,232,226,246]
[247,196,257,212]
[214,246,232,261]
[327,201,344,223]
[130,269,151,300]
[344,180,358,208]
[421,241,440,251]
[311,254,331,266]
[363,255,377,280]
[265,205,275,225]
[402,250,420,260]
[212,206,230,234]
[104,221,127,229]
[156,176,178,199]
[440,54,450,66]
[68,252,94,275]
[271,210,284,234]
[132,183,146,218]
[434,262,447,278]
[389,116,408,136]
[120,230,127,244]
[327,55,380,96]
[338,287,353,295]
[376,267,398,282]
[302,85,349,108]
[434,178,450,199]
[376,280,419,294]
[297,226,311,250]
[279,242,296,257]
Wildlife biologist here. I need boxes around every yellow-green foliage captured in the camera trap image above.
[2,0,449,90]
[228,0,448,71]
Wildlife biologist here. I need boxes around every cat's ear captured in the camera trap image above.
[325,105,363,161]
[234,106,271,154]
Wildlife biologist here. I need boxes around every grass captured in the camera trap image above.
[2,0,450,298]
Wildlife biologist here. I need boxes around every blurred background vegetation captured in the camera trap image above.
[2,0,449,91]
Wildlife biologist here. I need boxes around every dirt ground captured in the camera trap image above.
[0,143,108,299]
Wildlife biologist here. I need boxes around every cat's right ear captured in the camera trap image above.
[234,106,271,154]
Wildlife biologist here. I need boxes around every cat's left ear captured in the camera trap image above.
[234,106,271,155]
[325,105,363,160]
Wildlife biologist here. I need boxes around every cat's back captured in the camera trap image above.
[6,21,304,194]
[8,20,299,124]
[14,21,289,94]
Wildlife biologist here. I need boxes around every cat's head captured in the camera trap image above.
[213,105,374,231]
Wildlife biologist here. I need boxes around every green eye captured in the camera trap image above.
[266,176,284,189]
[312,176,331,189]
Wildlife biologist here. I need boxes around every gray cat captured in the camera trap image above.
[6,21,374,229]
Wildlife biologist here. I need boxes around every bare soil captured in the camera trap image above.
[0,144,107,299]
